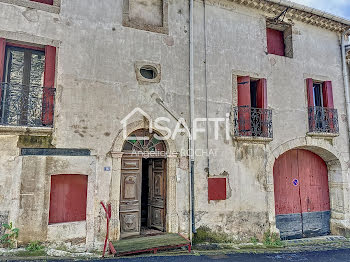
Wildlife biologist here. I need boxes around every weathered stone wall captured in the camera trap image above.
[0,0,348,247]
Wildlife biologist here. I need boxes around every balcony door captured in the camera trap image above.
[1,46,45,126]
[237,76,267,137]
[307,79,336,133]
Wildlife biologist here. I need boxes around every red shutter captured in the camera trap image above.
[322,81,334,108]
[49,175,88,224]
[208,178,226,201]
[267,28,285,56]
[237,76,251,135]
[306,78,315,131]
[306,78,314,107]
[257,79,268,136]
[0,38,6,104]
[257,78,267,109]
[322,81,335,131]
[42,46,56,126]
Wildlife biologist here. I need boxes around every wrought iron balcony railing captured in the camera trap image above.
[0,83,55,128]
[233,106,273,138]
[308,106,339,134]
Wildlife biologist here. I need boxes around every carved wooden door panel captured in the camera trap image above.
[148,159,166,231]
[120,156,142,238]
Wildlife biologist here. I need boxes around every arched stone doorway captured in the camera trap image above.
[273,149,330,239]
[120,129,167,238]
[265,137,349,238]
[109,123,179,241]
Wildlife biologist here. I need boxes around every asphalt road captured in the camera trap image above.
[89,248,349,262]
[5,248,350,262]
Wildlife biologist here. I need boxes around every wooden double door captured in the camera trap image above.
[120,156,166,238]
[273,149,331,240]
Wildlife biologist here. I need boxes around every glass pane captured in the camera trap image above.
[6,49,25,85]
[30,52,45,87]
[313,84,323,107]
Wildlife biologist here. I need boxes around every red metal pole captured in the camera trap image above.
[100,201,111,258]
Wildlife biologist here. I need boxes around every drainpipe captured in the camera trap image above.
[189,0,196,244]
[341,29,350,143]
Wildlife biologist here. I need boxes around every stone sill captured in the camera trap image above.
[0,0,60,14]
[0,125,53,136]
[234,136,273,144]
[307,132,339,139]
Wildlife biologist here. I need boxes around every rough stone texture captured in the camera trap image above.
[0,212,9,236]
[0,0,349,250]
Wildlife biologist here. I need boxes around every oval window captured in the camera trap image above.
[140,66,157,80]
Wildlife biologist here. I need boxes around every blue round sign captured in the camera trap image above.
[293,179,299,186]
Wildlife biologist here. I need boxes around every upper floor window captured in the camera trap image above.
[306,79,339,134]
[233,76,273,139]
[122,0,168,34]
[0,39,56,128]
[266,20,293,58]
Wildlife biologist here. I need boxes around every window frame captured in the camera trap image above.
[122,0,169,34]
[266,19,293,58]
[0,39,57,128]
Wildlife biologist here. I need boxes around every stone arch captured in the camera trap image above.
[266,137,348,236]
[110,120,177,155]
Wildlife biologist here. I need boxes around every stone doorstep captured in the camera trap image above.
[283,235,348,245]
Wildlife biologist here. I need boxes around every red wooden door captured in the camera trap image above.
[273,149,330,239]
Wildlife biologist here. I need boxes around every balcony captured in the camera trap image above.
[308,107,339,135]
[233,106,273,141]
[0,83,55,128]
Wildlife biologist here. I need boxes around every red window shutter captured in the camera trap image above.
[0,38,5,104]
[0,38,5,83]
[42,45,56,126]
[208,178,226,201]
[49,175,88,224]
[30,0,54,5]
[0,38,6,104]
[267,28,285,56]
[257,78,267,109]
[306,78,314,107]
[238,76,251,107]
[322,81,334,108]
[322,81,335,131]
[257,79,268,136]
[237,76,251,135]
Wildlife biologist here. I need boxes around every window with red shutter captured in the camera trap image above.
[306,78,338,133]
[266,20,293,58]
[235,76,271,138]
[0,40,56,127]
[49,175,88,224]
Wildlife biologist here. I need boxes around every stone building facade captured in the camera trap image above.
[0,0,350,249]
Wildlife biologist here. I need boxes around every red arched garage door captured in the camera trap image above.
[273,149,330,239]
